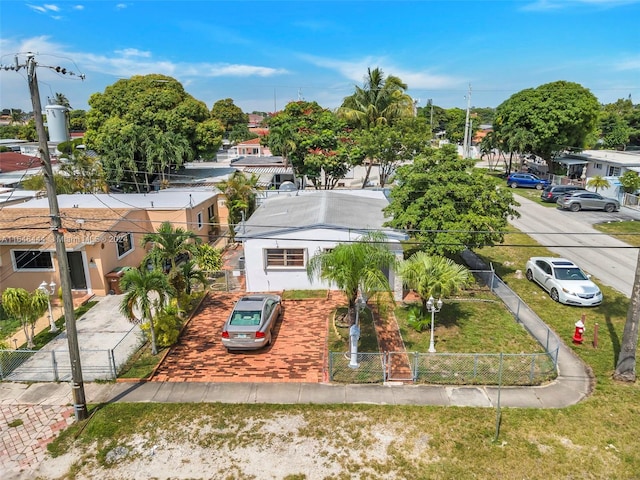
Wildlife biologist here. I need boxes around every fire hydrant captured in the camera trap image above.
[572,319,585,344]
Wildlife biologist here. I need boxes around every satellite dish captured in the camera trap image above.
[278,181,296,192]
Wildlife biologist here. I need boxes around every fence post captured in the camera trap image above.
[0,351,4,380]
[51,350,59,382]
[413,351,419,381]
[328,352,333,382]
[529,354,536,383]
[383,352,388,383]
[494,353,504,442]
[109,349,117,379]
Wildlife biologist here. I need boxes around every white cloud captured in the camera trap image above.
[116,3,128,10]
[615,56,640,71]
[27,4,48,13]
[114,48,152,58]
[43,4,60,11]
[73,5,84,10]
[299,54,462,90]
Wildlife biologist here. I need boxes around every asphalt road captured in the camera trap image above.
[508,195,640,297]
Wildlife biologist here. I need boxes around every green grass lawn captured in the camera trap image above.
[593,219,640,247]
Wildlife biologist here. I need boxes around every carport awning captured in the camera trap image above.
[555,158,588,166]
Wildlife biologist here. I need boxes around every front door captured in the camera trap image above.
[67,252,87,289]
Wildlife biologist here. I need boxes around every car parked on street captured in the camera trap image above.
[556,191,620,212]
[540,185,586,203]
[525,257,602,306]
[506,173,551,190]
[221,294,282,351]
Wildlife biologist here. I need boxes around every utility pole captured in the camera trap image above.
[4,54,88,421]
[462,84,472,158]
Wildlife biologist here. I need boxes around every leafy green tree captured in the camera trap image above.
[337,67,413,129]
[1,287,48,349]
[356,117,431,187]
[120,267,174,355]
[21,172,76,193]
[85,74,223,191]
[443,107,467,144]
[69,109,86,131]
[586,175,611,193]
[399,253,472,317]
[210,98,248,135]
[619,171,640,194]
[53,92,71,108]
[19,120,37,141]
[600,114,632,150]
[9,109,26,124]
[306,232,397,324]
[228,124,257,144]
[494,81,600,170]
[265,101,362,189]
[217,171,259,242]
[384,144,520,256]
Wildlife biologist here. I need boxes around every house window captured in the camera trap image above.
[608,166,621,176]
[208,205,215,221]
[12,250,54,270]
[197,212,203,229]
[595,163,602,170]
[116,233,134,258]
[265,248,305,267]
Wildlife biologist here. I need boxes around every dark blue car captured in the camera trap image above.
[506,173,550,190]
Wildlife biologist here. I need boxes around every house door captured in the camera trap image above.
[67,252,87,289]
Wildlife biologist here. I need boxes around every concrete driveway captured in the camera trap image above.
[152,292,344,383]
[509,196,640,297]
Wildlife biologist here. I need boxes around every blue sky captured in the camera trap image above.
[1,0,639,115]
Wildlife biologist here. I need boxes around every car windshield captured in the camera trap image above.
[554,267,588,281]
[230,310,262,326]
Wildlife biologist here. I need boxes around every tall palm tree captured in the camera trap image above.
[53,92,71,109]
[306,231,397,324]
[145,130,194,185]
[398,253,472,316]
[142,221,201,271]
[338,67,414,129]
[217,171,259,242]
[338,67,414,187]
[1,287,48,349]
[119,267,174,355]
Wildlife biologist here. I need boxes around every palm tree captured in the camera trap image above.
[145,130,193,185]
[1,287,49,348]
[338,67,413,129]
[119,267,174,355]
[142,221,201,273]
[398,253,472,316]
[306,231,397,324]
[180,260,208,295]
[217,171,259,242]
[53,92,71,109]
[587,175,611,193]
[338,67,414,187]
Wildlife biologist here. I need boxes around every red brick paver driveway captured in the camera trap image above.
[152,292,345,383]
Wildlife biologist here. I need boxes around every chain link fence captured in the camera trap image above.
[0,325,145,382]
[329,262,561,386]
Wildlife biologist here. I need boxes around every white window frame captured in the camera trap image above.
[11,249,55,272]
[264,248,306,269]
[116,232,134,259]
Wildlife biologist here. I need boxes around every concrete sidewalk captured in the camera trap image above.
[0,375,589,409]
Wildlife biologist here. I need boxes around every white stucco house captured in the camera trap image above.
[235,190,408,300]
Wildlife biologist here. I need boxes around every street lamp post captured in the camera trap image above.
[426,296,443,353]
[39,281,58,333]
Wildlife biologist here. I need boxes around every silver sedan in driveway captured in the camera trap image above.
[557,191,620,212]
[221,295,282,351]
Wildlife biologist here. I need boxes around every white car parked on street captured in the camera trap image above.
[525,257,603,307]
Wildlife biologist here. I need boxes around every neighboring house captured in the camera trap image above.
[0,189,224,296]
[554,150,640,198]
[235,190,407,300]
[235,137,271,157]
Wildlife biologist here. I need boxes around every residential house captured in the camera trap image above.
[235,190,407,300]
[0,189,224,297]
[554,150,640,197]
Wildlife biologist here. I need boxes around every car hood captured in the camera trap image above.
[559,280,600,294]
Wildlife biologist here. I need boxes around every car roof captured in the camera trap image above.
[234,295,278,311]
[529,257,578,267]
